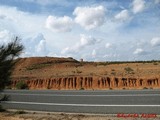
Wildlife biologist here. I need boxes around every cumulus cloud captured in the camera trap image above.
[0,30,13,44]
[92,49,96,57]
[0,14,6,19]
[133,48,147,55]
[45,15,73,32]
[115,9,131,22]
[23,0,71,6]
[23,33,48,57]
[155,0,160,4]
[151,37,160,47]
[132,0,145,14]
[73,6,106,30]
[0,30,48,57]
[103,53,120,60]
[105,43,112,48]
[0,6,46,34]
[35,39,47,54]
[1,1,159,61]
[61,34,101,54]
[0,30,10,39]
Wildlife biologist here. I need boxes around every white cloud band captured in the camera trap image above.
[45,15,73,32]
[73,6,106,30]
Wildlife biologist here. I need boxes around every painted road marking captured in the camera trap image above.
[2,101,160,107]
[1,93,160,97]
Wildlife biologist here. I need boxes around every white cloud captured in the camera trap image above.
[61,34,101,54]
[133,48,146,55]
[0,6,45,34]
[80,34,99,46]
[73,6,106,30]
[0,30,48,57]
[0,14,6,19]
[22,33,48,57]
[0,30,12,44]
[155,0,160,4]
[92,49,96,57]
[103,53,119,59]
[45,15,73,32]
[132,0,145,14]
[23,0,71,6]
[36,39,47,53]
[151,37,160,47]
[0,30,10,39]
[105,43,112,48]
[0,2,159,61]
[115,9,131,22]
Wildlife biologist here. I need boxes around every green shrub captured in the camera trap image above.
[15,110,26,114]
[124,67,134,74]
[79,87,84,90]
[111,72,116,76]
[16,81,28,89]
[0,105,6,112]
[143,87,148,89]
[76,69,82,74]
[0,94,9,101]
[153,62,158,65]
[5,86,11,89]
[0,94,9,112]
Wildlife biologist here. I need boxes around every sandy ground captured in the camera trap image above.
[0,111,160,120]
[12,57,160,79]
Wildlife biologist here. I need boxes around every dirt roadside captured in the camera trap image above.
[0,110,160,120]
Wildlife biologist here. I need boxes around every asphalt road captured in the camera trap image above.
[1,89,160,114]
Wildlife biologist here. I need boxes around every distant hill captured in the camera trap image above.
[10,57,160,90]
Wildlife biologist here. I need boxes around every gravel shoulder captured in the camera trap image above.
[0,110,160,120]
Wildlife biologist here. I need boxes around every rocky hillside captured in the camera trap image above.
[11,57,160,90]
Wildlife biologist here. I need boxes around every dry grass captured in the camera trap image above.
[11,57,160,81]
[1,111,160,120]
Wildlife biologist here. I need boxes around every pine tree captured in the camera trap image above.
[0,36,24,89]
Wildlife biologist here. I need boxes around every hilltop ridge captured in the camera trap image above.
[11,57,160,90]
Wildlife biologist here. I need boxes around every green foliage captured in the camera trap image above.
[111,72,116,76]
[111,69,116,75]
[79,87,84,90]
[96,62,109,66]
[153,62,158,65]
[5,85,11,89]
[124,67,134,74]
[0,36,24,89]
[0,94,10,101]
[15,110,26,114]
[71,69,83,74]
[0,94,9,112]
[0,105,6,112]
[143,87,148,89]
[0,37,24,112]
[76,69,82,74]
[83,60,160,66]
[26,61,53,70]
[109,88,113,90]
[111,69,115,71]
[16,81,28,89]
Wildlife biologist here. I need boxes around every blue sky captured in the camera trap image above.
[0,0,160,61]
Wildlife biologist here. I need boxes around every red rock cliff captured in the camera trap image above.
[11,76,160,90]
[11,57,160,90]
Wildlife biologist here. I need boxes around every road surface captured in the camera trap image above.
[1,89,160,114]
